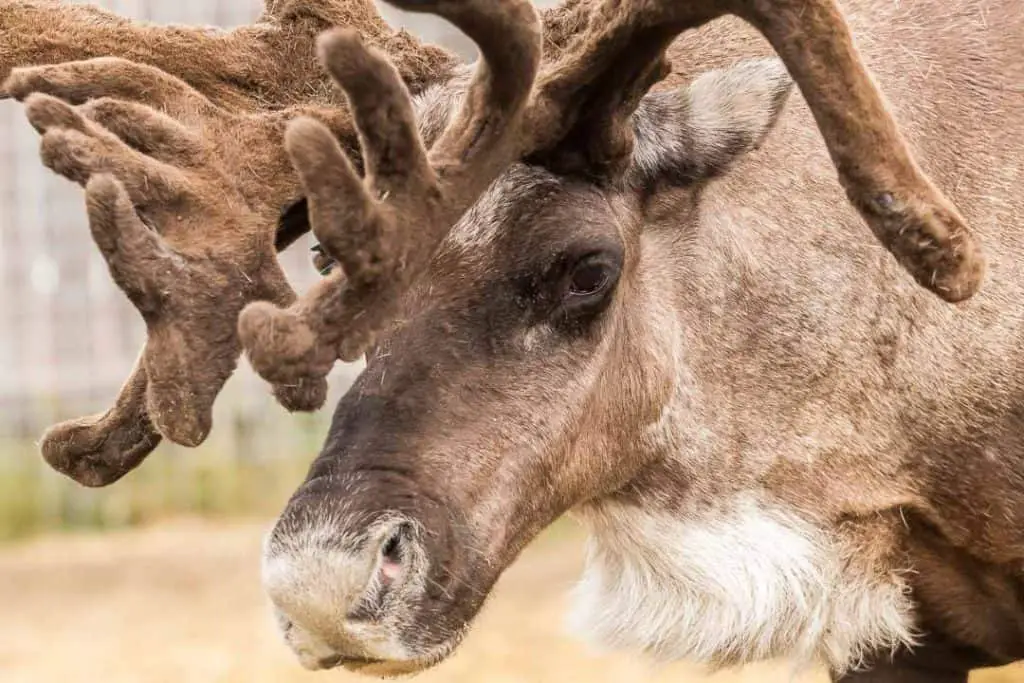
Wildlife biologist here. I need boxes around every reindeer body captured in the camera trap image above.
[4,0,1021,681]
[575,2,1024,677]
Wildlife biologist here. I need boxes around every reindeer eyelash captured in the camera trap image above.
[311,242,337,276]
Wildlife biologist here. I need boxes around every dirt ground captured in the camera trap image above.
[1,520,1020,683]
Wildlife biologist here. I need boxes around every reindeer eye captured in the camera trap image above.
[310,243,336,276]
[537,245,622,330]
[569,261,611,296]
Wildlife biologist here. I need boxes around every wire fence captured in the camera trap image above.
[0,0,544,537]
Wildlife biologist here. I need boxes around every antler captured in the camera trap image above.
[11,0,981,486]
[241,0,984,401]
[524,0,985,303]
[0,0,455,106]
[6,69,335,486]
[19,90,322,465]
[237,0,541,388]
[3,0,459,486]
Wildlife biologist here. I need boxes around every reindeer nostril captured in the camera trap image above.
[318,654,385,670]
[378,524,413,589]
[379,523,410,586]
[382,531,402,564]
[317,654,344,669]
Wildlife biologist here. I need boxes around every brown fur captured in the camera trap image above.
[5,0,1021,680]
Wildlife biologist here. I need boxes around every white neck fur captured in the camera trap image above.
[567,496,915,676]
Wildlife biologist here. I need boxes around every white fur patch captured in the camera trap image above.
[568,497,914,675]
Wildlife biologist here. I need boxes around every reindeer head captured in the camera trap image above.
[6,0,986,674]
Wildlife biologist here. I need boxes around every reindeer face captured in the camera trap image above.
[261,59,798,676]
[263,166,647,674]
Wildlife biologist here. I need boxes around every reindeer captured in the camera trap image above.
[2,0,1020,681]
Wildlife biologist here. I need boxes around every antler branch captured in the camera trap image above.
[734,0,984,303]
[525,0,985,303]
[13,0,982,487]
[238,0,542,389]
[0,0,455,107]
[11,82,322,484]
[24,92,323,444]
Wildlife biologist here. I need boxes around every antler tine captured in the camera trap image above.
[83,174,177,317]
[525,0,985,304]
[238,0,541,388]
[410,0,542,201]
[39,360,162,488]
[734,0,985,303]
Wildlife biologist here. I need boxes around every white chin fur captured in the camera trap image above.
[567,496,915,676]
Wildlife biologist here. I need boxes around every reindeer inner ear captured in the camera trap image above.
[628,57,794,192]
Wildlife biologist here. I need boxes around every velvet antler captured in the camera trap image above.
[524,0,985,303]
[40,359,161,488]
[0,0,454,107]
[3,0,458,486]
[238,0,542,389]
[20,90,320,459]
[9,75,336,485]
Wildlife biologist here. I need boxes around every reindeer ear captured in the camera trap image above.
[628,58,794,191]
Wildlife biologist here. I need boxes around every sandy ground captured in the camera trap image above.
[0,520,1020,683]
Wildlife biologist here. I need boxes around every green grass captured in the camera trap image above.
[0,424,584,546]
[0,412,327,542]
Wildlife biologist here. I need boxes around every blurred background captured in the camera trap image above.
[0,2,1019,682]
